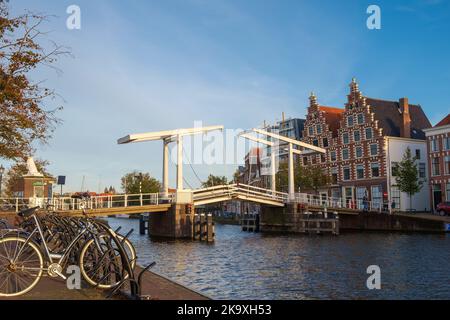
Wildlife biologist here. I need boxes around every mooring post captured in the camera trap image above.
[193,214,201,240]
[200,214,206,241]
[139,215,146,235]
[335,212,340,235]
[207,213,214,242]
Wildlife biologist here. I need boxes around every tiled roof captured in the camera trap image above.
[319,106,344,137]
[435,114,450,127]
[365,97,432,139]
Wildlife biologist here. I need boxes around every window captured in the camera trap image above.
[356,164,364,179]
[370,144,378,156]
[343,133,349,144]
[357,113,364,125]
[356,187,367,209]
[309,127,314,136]
[371,163,380,177]
[303,157,308,166]
[415,149,421,160]
[347,115,354,127]
[354,130,361,142]
[342,148,349,160]
[317,125,322,134]
[343,167,351,180]
[330,151,337,162]
[431,139,439,152]
[323,138,329,147]
[371,186,382,210]
[391,186,401,211]
[391,162,399,176]
[432,157,440,176]
[311,155,317,164]
[331,168,338,184]
[445,156,450,175]
[419,163,426,178]
[365,128,373,140]
[447,183,450,201]
[313,139,319,147]
[321,154,326,163]
[444,137,450,150]
[356,146,363,158]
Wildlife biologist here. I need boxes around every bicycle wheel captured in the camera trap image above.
[0,237,44,297]
[79,234,136,289]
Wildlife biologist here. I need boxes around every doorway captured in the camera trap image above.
[432,184,442,211]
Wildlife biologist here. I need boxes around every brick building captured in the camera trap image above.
[12,158,55,201]
[259,116,305,191]
[238,147,262,186]
[424,114,450,210]
[301,78,431,210]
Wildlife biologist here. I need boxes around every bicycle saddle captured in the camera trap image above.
[18,206,40,218]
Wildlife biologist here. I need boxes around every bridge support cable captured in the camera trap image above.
[182,145,203,186]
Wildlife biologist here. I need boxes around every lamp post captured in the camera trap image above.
[0,165,5,198]
[135,173,143,194]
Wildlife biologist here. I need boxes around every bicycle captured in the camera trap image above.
[0,205,136,297]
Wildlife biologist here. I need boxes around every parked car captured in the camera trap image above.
[436,202,450,216]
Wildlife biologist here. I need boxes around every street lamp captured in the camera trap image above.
[135,173,143,194]
[0,165,5,198]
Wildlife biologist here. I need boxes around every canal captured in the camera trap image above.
[108,218,450,300]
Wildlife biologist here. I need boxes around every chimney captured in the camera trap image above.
[399,97,411,138]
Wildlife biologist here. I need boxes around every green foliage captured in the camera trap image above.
[103,186,117,194]
[275,161,329,193]
[395,147,423,211]
[0,2,69,161]
[121,171,161,194]
[202,174,228,188]
[298,165,330,193]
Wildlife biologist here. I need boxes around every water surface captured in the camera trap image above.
[108,218,450,300]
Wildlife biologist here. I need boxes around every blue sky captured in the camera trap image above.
[2,0,450,192]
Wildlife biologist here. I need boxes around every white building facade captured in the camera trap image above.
[385,137,430,212]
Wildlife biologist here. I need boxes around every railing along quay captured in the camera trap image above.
[294,193,385,213]
[0,193,173,213]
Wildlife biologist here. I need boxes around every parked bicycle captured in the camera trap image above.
[0,199,137,297]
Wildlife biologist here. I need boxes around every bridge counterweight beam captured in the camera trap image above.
[177,134,183,191]
[271,149,276,193]
[288,142,295,201]
[162,139,170,197]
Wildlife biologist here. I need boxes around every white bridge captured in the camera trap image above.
[193,183,287,207]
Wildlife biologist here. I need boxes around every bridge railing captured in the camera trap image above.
[232,183,288,202]
[294,193,384,212]
[193,183,288,203]
[0,193,171,212]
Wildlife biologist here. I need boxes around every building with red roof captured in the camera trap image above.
[424,114,450,211]
[301,78,432,211]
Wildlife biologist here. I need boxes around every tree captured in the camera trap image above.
[298,165,330,194]
[275,162,329,193]
[275,162,302,192]
[0,2,69,161]
[202,174,228,188]
[121,171,161,194]
[103,186,116,194]
[3,158,51,196]
[232,169,241,183]
[395,147,423,212]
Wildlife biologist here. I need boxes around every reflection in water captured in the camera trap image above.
[107,218,450,300]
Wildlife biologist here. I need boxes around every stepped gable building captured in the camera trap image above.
[301,78,432,210]
[424,114,450,210]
